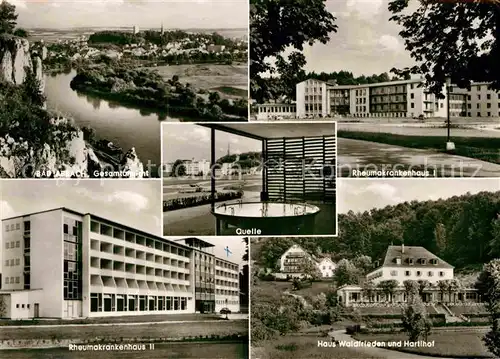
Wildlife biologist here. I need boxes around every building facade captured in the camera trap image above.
[0,209,240,319]
[257,77,500,120]
[276,244,336,279]
[337,245,478,307]
[296,78,449,119]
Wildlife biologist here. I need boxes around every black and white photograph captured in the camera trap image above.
[250,0,500,178]
[162,122,337,237]
[0,179,249,358]
[250,178,500,359]
[0,0,248,178]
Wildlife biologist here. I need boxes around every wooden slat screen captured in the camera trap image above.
[265,136,336,203]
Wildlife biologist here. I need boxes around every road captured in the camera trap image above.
[328,330,454,359]
[338,138,500,177]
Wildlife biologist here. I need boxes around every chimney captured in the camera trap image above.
[401,243,405,254]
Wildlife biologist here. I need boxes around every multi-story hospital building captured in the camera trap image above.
[255,78,500,120]
[0,208,240,319]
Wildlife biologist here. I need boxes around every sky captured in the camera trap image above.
[162,124,261,163]
[337,178,500,214]
[0,179,162,234]
[299,0,418,76]
[192,237,247,266]
[10,0,247,29]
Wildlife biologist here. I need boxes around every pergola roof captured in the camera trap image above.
[200,122,336,141]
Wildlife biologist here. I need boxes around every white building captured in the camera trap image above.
[215,257,240,313]
[277,244,336,279]
[365,244,454,286]
[317,257,336,278]
[0,209,240,319]
[257,77,500,120]
[183,159,211,176]
[296,78,448,119]
[133,25,140,35]
[335,245,479,307]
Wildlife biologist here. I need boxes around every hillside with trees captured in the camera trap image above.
[216,151,262,169]
[256,191,500,272]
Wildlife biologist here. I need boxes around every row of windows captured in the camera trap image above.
[216,289,239,296]
[90,220,190,258]
[466,112,499,117]
[90,293,190,312]
[355,97,367,104]
[5,241,21,249]
[258,106,295,113]
[215,260,238,272]
[15,303,30,309]
[4,223,21,232]
[467,102,500,109]
[5,258,21,266]
[394,270,447,277]
[4,276,20,284]
[215,299,239,305]
[468,93,500,100]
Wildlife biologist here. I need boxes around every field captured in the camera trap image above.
[2,341,248,359]
[148,64,248,98]
[252,334,383,359]
[354,329,492,358]
[0,320,248,340]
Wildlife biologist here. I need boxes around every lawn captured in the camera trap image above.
[2,341,248,359]
[0,313,220,326]
[252,334,383,359]
[0,320,248,340]
[354,329,492,358]
[337,131,500,164]
[147,64,248,98]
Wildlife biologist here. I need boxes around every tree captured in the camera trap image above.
[437,280,450,302]
[13,27,28,38]
[402,285,432,342]
[22,67,45,107]
[388,0,500,96]
[333,259,359,287]
[170,159,186,177]
[298,257,321,280]
[417,280,431,300]
[476,259,500,358]
[403,280,420,301]
[208,91,220,105]
[250,0,337,102]
[0,0,17,34]
[377,280,399,303]
[362,281,377,303]
[353,255,373,275]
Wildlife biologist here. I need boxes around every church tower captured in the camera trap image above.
[161,22,164,35]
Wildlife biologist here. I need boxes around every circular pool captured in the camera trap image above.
[212,201,321,235]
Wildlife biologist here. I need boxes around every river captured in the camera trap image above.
[44,70,171,170]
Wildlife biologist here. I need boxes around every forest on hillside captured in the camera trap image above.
[257,191,500,271]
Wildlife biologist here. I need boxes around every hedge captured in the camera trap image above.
[163,191,243,211]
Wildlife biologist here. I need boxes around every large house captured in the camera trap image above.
[255,77,500,120]
[276,244,336,279]
[0,208,240,319]
[337,245,479,307]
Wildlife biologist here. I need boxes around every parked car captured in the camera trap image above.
[220,308,232,315]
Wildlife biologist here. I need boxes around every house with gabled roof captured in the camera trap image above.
[337,244,479,307]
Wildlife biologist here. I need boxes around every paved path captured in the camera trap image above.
[328,330,454,359]
[338,138,500,177]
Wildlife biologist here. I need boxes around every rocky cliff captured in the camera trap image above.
[0,36,145,178]
[0,35,43,87]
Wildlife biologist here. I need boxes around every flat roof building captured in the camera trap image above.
[0,208,240,319]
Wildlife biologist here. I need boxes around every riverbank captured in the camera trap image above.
[337,131,500,165]
[69,65,247,122]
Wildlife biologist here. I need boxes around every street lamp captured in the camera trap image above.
[445,77,455,151]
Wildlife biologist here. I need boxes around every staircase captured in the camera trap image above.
[432,302,466,323]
